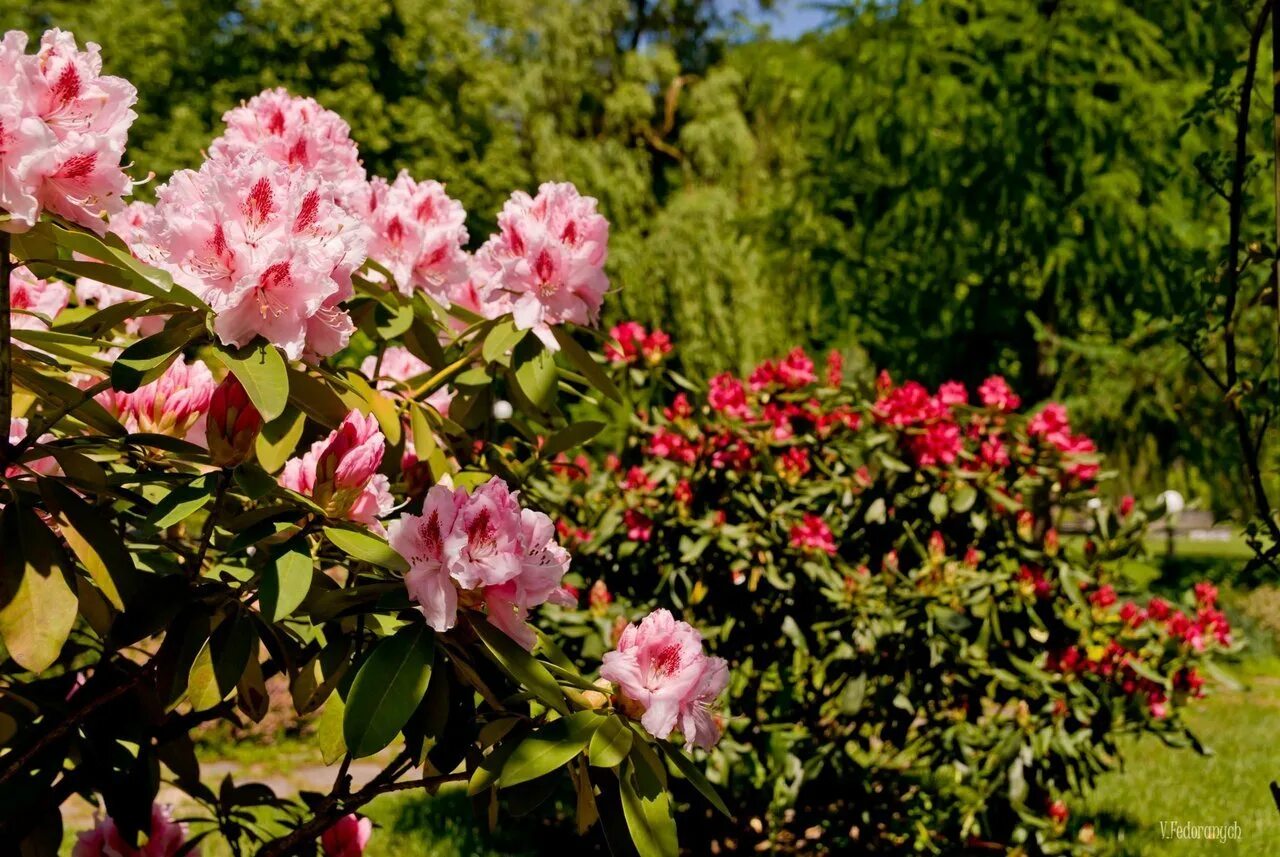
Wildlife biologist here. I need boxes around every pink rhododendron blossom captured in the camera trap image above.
[790,514,836,554]
[978,375,1021,412]
[473,182,609,349]
[209,88,367,207]
[1028,403,1071,443]
[279,410,392,529]
[101,356,215,440]
[600,609,730,750]
[707,372,751,420]
[359,346,452,416]
[152,151,366,360]
[825,349,844,387]
[936,381,967,406]
[72,804,192,857]
[9,263,68,330]
[0,29,137,233]
[361,172,469,301]
[320,814,372,857]
[389,477,572,649]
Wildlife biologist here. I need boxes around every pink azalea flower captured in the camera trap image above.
[152,151,365,360]
[707,372,751,420]
[279,410,393,530]
[936,380,967,406]
[1028,402,1071,443]
[72,804,193,857]
[209,87,367,208]
[321,814,372,857]
[358,346,452,416]
[0,29,137,233]
[9,264,69,330]
[389,477,572,648]
[361,171,469,302]
[600,609,730,750]
[604,321,647,364]
[473,182,609,350]
[103,356,215,440]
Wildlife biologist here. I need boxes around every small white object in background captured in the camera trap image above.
[492,399,514,420]
[1087,497,1102,510]
[1159,489,1185,516]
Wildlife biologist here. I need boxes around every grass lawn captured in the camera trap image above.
[1084,662,1280,855]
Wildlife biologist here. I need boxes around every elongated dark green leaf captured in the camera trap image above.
[619,760,679,857]
[588,714,634,768]
[188,612,257,711]
[110,317,203,392]
[287,367,349,428]
[552,327,621,403]
[323,526,408,572]
[541,421,605,459]
[663,744,731,818]
[471,617,568,714]
[260,539,313,622]
[343,623,435,757]
[496,711,600,789]
[317,694,347,765]
[145,475,214,530]
[483,318,528,364]
[214,341,289,422]
[0,508,77,673]
[255,407,306,474]
[41,480,137,610]
[12,363,125,437]
[512,338,557,411]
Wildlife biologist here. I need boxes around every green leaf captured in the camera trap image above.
[471,617,568,714]
[541,421,605,459]
[145,475,214,530]
[620,760,679,857]
[0,508,77,673]
[343,371,402,447]
[552,327,622,403]
[317,693,347,765]
[324,526,409,572]
[512,338,557,411]
[664,744,731,818]
[375,301,415,340]
[11,363,125,437]
[110,316,203,392]
[495,711,601,789]
[588,714,634,768]
[343,623,435,758]
[187,612,257,711]
[483,318,529,364]
[42,481,137,611]
[287,367,350,428]
[214,341,289,422]
[255,407,306,474]
[259,539,313,622]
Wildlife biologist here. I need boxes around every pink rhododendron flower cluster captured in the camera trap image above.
[389,477,572,650]
[473,182,609,349]
[72,804,192,857]
[320,814,372,857]
[208,88,367,207]
[600,609,729,750]
[790,513,836,555]
[604,320,673,365]
[99,356,215,440]
[151,151,366,360]
[361,171,469,302]
[9,263,69,330]
[279,410,393,530]
[1028,402,1099,481]
[0,29,136,233]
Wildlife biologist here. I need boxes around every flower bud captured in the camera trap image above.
[207,375,262,467]
[321,814,372,857]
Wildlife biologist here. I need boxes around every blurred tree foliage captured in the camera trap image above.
[4,0,1273,512]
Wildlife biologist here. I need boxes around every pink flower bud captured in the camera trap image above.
[73,804,192,857]
[321,814,372,857]
[207,375,262,467]
[279,410,392,529]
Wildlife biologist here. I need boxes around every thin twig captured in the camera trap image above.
[188,469,232,577]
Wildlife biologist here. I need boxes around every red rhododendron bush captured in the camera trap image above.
[0,30,727,857]
[537,329,1237,854]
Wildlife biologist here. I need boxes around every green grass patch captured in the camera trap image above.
[1085,671,1280,855]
